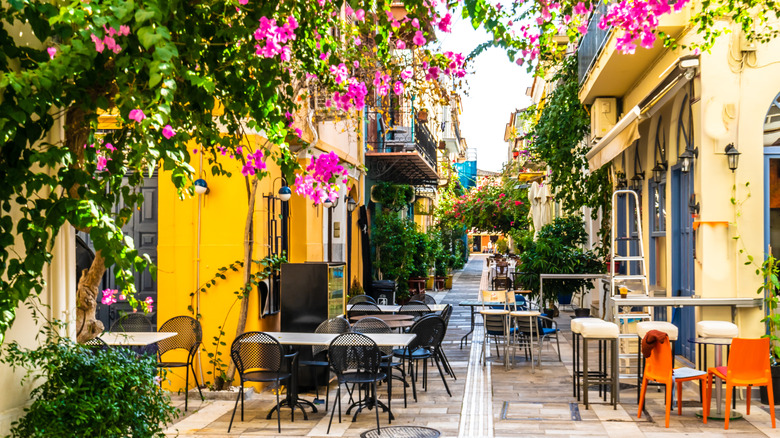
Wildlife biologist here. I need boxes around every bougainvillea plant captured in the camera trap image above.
[0,0,774,345]
[441,173,530,235]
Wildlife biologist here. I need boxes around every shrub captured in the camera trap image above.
[2,338,178,438]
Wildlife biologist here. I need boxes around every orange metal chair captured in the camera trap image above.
[637,337,707,427]
[705,337,776,430]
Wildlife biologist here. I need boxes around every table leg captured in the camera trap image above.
[460,307,476,349]
[530,316,536,373]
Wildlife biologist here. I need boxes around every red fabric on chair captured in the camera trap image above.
[641,330,668,359]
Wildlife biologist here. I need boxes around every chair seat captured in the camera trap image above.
[393,347,432,359]
[571,317,607,334]
[340,371,387,384]
[241,370,292,383]
[673,367,706,381]
[157,361,189,368]
[300,360,329,367]
[480,309,509,315]
[541,327,559,335]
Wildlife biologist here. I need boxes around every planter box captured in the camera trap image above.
[426,276,435,290]
[445,274,453,290]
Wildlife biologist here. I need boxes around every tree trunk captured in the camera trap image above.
[76,251,107,343]
[225,178,259,382]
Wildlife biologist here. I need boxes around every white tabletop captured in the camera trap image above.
[102,332,177,346]
[348,304,447,313]
[262,332,416,347]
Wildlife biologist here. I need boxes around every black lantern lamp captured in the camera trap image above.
[616,171,627,189]
[724,143,740,172]
[346,195,358,212]
[629,172,644,193]
[679,148,698,173]
[652,161,667,184]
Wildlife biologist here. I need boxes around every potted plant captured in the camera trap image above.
[758,254,780,404]
[408,230,430,292]
[371,182,414,211]
[372,211,415,303]
[516,216,604,315]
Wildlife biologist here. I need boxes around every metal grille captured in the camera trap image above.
[360,426,440,438]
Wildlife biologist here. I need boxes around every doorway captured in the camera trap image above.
[671,166,695,361]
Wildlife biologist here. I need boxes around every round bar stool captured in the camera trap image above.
[695,321,738,416]
[580,320,620,409]
[636,321,679,403]
[571,317,608,400]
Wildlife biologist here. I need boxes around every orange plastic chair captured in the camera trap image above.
[637,337,707,427]
[705,337,776,430]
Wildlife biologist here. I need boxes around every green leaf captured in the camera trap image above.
[137,26,162,49]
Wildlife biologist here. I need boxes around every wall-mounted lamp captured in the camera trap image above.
[652,161,667,184]
[346,195,358,213]
[616,171,627,189]
[688,193,700,216]
[277,186,292,202]
[679,148,698,173]
[194,178,210,195]
[629,172,645,193]
[725,143,741,172]
[323,196,340,209]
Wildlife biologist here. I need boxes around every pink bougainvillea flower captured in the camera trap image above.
[101,289,118,306]
[91,33,105,53]
[128,109,146,122]
[413,31,426,46]
[119,25,131,36]
[239,0,248,4]
[355,9,365,21]
[438,13,452,32]
[396,40,406,50]
[515,200,522,206]
[47,47,57,59]
[354,36,361,46]
[104,142,116,152]
[96,155,110,171]
[401,69,413,80]
[330,63,349,84]
[412,18,420,29]
[144,296,154,313]
[393,81,404,95]
[162,125,176,139]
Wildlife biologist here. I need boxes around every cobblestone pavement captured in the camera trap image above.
[166,254,777,437]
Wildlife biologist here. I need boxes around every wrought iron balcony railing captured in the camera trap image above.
[577,2,611,84]
[366,108,438,173]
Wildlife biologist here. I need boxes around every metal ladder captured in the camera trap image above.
[610,189,651,385]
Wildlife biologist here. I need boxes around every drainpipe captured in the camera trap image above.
[195,152,205,385]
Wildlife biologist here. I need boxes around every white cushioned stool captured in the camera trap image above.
[696,321,738,339]
[571,318,612,400]
[580,320,620,409]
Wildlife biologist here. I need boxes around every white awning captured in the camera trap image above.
[586,106,640,171]
[585,58,696,171]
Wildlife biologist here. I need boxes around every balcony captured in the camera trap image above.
[365,107,439,185]
[577,2,611,85]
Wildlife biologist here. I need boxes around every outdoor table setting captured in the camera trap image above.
[258,331,417,422]
[688,337,741,421]
[347,303,447,313]
[349,314,415,330]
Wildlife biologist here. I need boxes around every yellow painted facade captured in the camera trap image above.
[157,121,364,391]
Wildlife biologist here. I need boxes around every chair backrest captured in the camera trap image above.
[312,316,351,357]
[511,291,528,309]
[644,337,673,383]
[352,317,392,355]
[398,301,432,319]
[410,293,437,305]
[83,336,110,353]
[110,313,153,332]
[726,337,771,382]
[495,263,509,277]
[157,316,202,357]
[439,304,453,326]
[328,332,382,376]
[347,302,382,319]
[230,331,285,377]
[407,314,446,351]
[483,313,508,335]
[481,290,516,311]
[348,294,376,305]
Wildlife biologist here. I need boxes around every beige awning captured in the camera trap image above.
[586,107,640,170]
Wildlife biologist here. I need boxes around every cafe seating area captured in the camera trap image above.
[154,254,777,437]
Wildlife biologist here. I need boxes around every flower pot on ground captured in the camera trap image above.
[445,273,454,289]
[426,275,435,290]
[557,291,573,306]
[573,308,591,318]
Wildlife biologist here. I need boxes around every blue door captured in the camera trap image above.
[671,167,695,361]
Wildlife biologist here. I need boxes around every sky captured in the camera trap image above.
[437,15,534,172]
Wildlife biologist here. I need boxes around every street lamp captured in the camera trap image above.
[630,172,644,193]
[277,185,292,201]
[346,195,357,212]
[725,143,741,172]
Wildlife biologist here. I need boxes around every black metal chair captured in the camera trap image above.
[110,313,153,332]
[327,332,387,434]
[353,317,409,407]
[299,317,351,410]
[410,293,437,305]
[83,336,110,353]
[227,331,296,433]
[348,294,376,305]
[398,301,431,321]
[156,316,203,411]
[436,305,457,380]
[392,314,451,399]
[347,302,382,319]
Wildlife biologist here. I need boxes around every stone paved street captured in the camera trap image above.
[166,254,778,437]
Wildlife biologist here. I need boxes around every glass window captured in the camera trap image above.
[650,180,666,236]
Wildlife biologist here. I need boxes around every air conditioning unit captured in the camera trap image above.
[591,97,618,141]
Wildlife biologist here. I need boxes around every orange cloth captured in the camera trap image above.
[642,329,669,358]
